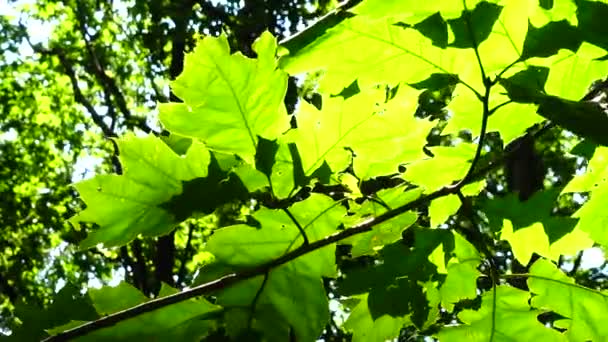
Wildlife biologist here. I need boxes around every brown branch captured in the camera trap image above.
[74,0,154,134]
[278,0,360,54]
[55,51,115,138]
[194,0,236,26]
[154,232,176,290]
[131,239,151,295]
[21,26,115,138]
[176,223,195,286]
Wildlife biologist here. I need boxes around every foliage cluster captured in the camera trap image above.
[4,0,608,341]
[0,0,334,330]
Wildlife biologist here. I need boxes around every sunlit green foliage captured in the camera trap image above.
[3,0,608,341]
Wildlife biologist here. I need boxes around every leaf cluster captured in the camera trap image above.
[7,1,608,341]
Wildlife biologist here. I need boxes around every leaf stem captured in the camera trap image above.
[365,195,392,211]
[283,207,309,245]
[449,83,491,190]
[462,0,487,83]
[488,100,512,115]
[456,190,498,342]
[248,272,270,330]
[448,0,492,190]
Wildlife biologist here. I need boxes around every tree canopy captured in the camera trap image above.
[1,0,608,341]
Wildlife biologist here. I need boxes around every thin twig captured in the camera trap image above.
[248,272,269,330]
[462,0,487,83]
[448,0,492,190]
[283,208,309,245]
[449,84,491,190]
[488,100,512,115]
[456,190,498,342]
[20,24,115,138]
[365,195,392,211]
[74,0,154,134]
[492,59,521,84]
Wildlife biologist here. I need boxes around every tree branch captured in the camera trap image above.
[21,27,116,138]
[55,51,115,138]
[74,0,154,134]
[42,122,559,341]
[42,182,459,342]
[278,0,360,56]
[131,239,151,295]
[176,223,195,286]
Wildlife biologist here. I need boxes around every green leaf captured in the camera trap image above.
[466,0,531,74]
[339,230,445,289]
[161,153,250,221]
[498,65,549,102]
[305,0,533,92]
[204,194,345,341]
[483,190,590,263]
[254,137,301,198]
[233,162,269,193]
[438,285,566,341]
[159,32,290,164]
[280,15,463,93]
[343,294,411,342]
[529,258,608,342]
[577,0,608,51]
[290,87,433,179]
[275,142,307,198]
[344,187,422,257]
[71,135,211,248]
[402,143,476,192]
[350,212,417,258]
[351,0,463,21]
[506,41,608,106]
[217,270,329,342]
[536,94,608,147]
[562,146,608,193]
[7,284,97,341]
[501,46,608,146]
[342,236,448,340]
[444,84,543,145]
[569,183,608,249]
[440,263,480,311]
[521,20,581,59]
[429,194,460,228]
[542,42,608,101]
[562,146,608,248]
[439,233,482,311]
[207,193,345,276]
[529,0,577,27]
[501,220,550,266]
